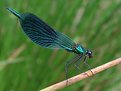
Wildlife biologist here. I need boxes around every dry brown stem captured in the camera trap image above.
[40,58,121,91]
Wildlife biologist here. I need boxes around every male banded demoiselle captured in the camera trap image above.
[7,8,93,82]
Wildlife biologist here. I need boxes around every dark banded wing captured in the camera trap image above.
[20,13,75,51]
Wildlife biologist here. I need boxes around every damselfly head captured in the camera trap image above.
[86,49,92,58]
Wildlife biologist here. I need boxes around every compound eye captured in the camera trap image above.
[88,52,92,58]
[88,50,91,53]
[86,50,92,58]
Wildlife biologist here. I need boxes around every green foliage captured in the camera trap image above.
[0,0,121,91]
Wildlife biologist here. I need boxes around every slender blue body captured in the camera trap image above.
[7,8,87,56]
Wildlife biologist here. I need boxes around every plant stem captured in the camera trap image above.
[40,58,121,91]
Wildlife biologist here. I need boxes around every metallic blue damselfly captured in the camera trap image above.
[7,8,93,82]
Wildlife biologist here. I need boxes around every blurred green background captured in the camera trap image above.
[0,0,121,91]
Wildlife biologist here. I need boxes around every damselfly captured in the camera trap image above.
[7,8,93,82]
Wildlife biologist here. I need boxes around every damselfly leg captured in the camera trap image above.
[83,56,94,75]
[65,55,82,85]
[73,57,90,77]
[65,55,92,86]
